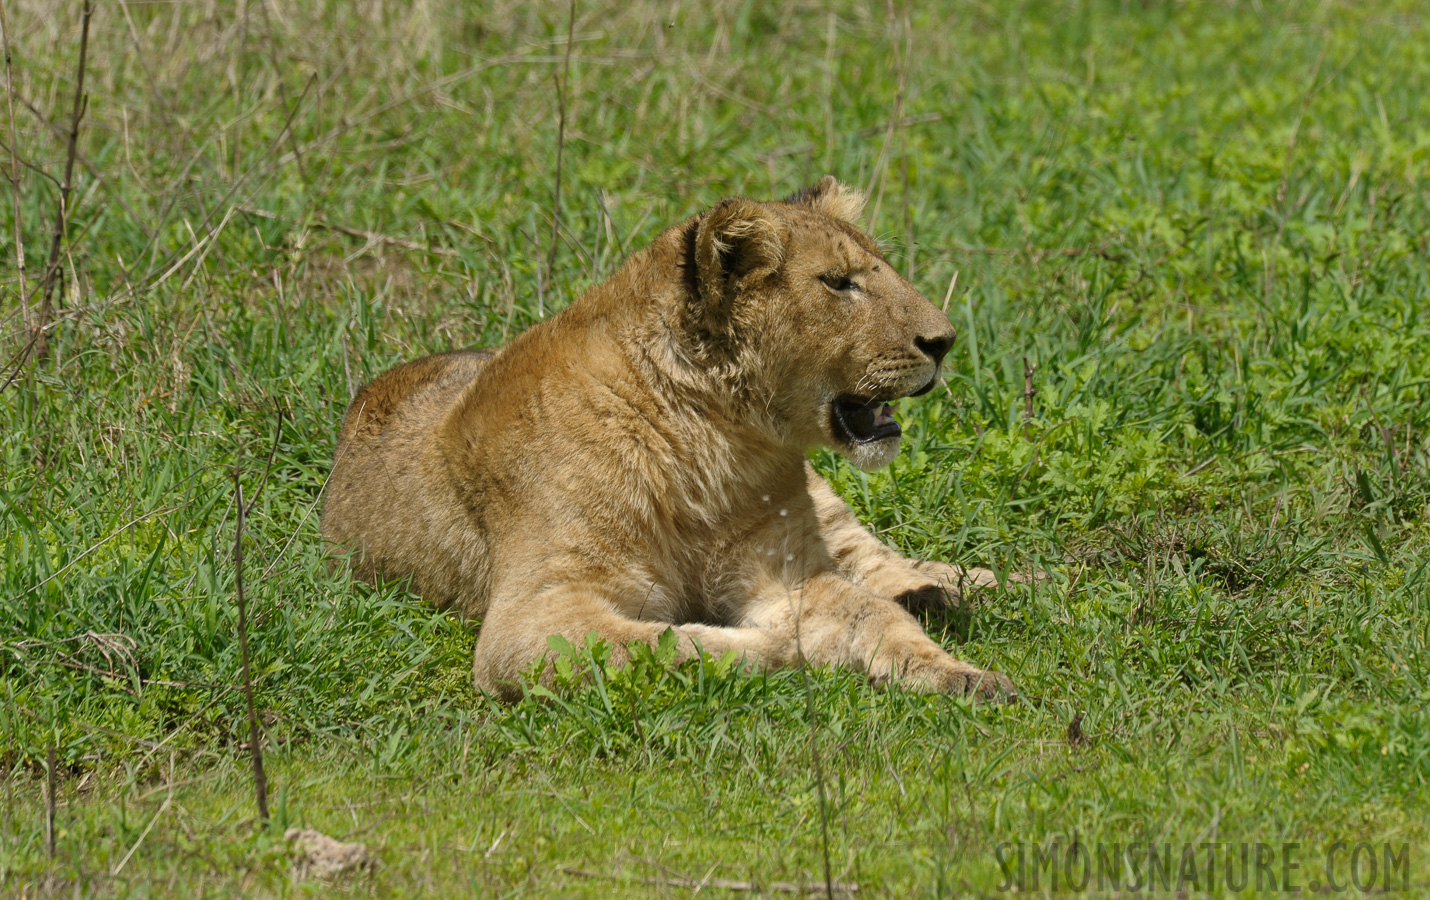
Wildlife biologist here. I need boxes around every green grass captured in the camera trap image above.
[3,0,1430,895]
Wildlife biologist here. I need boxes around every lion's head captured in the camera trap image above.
[680,176,956,470]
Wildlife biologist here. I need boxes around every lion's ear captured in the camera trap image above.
[694,198,785,313]
[784,175,866,224]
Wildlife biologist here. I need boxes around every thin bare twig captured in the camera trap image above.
[116,0,175,133]
[558,865,859,895]
[140,73,316,290]
[1264,43,1328,301]
[822,12,837,172]
[15,504,183,598]
[940,270,959,314]
[233,473,269,824]
[541,0,578,317]
[35,1,93,362]
[131,691,230,777]
[261,403,356,580]
[1361,385,1403,484]
[46,743,57,858]
[761,114,951,165]
[1022,357,1037,433]
[810,696,835,900]
[897,7,914,281]
[232,409,284,826]
[15,92,155,242]
[236,205,455,256]
[112,753,174,874]
[1009,357,1040,495]
[0,2,26,334]
[794,545,836,900]
[0,330,40,395]
[0,132,59,187]
[257,0,308,187]
[864,3,909,230]
[247,405,285,513]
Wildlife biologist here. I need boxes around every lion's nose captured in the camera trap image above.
[914,332,954,365]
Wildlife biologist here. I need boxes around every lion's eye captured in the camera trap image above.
[821,273,857,292]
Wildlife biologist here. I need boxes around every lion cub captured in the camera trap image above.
[322,176,1015,701]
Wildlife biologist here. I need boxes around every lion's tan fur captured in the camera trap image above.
[321,177,1014,700]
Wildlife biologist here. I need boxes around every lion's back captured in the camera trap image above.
[336,349,496,446]
[321,349,498,613]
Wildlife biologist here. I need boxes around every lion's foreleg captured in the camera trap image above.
[805,464,996,611]
[471,584,792,700]
[741,572,1014,701]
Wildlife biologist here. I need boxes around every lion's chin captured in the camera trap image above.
[839,434,902,471]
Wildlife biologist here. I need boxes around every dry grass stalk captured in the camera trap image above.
[35,1,93,363]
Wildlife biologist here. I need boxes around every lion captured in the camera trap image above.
[320,176,1015,701]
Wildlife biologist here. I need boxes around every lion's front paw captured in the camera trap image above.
[945,663,1017,703]
[912,559,1000,589]
[899,560,1000,610]
[893,582,957,614]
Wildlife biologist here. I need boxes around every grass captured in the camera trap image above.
[3,0,1429,895]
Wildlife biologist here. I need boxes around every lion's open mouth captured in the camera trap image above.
[831,396,902,444]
